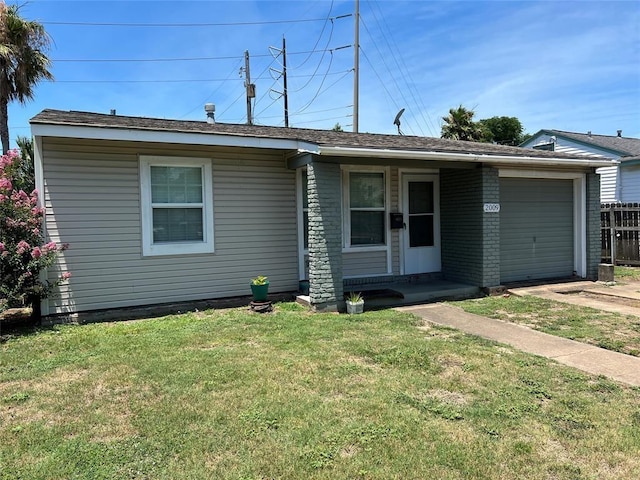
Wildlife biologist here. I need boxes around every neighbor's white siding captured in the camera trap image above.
[41,137,299,314]
[523,133,620,202]
[620,165,640,203]
[597,165,619,202]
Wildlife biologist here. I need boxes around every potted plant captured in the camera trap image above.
[250,275,269,302]
[346,291,364,314]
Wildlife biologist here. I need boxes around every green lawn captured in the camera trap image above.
[615,266,640,282]
[453,295,640,356]
[2,304,640,479]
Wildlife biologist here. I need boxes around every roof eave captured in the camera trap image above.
[316,145,618,168]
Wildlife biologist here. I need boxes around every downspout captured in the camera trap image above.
[33,135,49,316]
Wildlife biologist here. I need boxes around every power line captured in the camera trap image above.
[54,69,354,84]
[369,1,438,136]
[52,47,351,63]
[42,16,351,28]
[360,14,423,136]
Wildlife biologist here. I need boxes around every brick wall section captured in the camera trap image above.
[440,167,500,287]
[307,161,344,311]
[586,171,601,279]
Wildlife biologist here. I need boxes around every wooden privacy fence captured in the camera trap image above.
[601,203,640,265]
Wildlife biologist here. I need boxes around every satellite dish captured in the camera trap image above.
[393,108,405,135]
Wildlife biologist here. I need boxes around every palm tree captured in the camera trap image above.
[0,3,53,154]
[440,105,484,142]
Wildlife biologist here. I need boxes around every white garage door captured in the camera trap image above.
[500,178,574,283]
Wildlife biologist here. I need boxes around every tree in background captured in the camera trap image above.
[478,116,525,146]
[0,3,53,154]
[440,105,484,142]
[332,123,344,132]
[13,135,33,191]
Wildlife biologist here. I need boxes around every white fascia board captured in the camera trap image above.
[31,123,305,151]
[316,145,617,169]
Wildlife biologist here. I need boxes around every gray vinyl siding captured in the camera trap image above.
[343,250,388,277]
[390,167,400,274]
[500,178,574,283]
[42,137,299,314]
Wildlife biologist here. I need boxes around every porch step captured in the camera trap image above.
[353,281,482,309]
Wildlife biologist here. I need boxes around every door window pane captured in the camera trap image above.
[409,181,434,214]
[409,215,434,247]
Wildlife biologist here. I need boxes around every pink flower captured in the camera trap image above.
[30,188,39,197]
[31,246,42,259]
[43,241,57,252]
[0,193,5,202]
[0,242,4,252]
[0,177,12,191]
[32,228,40,236]
[16,240,30,255]
[62,272,71,280]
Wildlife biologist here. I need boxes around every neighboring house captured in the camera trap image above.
[31,109,612,316]
[521,129,640,203]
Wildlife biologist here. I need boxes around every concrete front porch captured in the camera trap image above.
[297,278,481,310]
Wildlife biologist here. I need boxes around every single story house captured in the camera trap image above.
[521,129,640,203]
[31,109,613,316]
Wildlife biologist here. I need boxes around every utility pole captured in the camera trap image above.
[243,50,256,125]
[353,0,360,133]
[282,36,289,128]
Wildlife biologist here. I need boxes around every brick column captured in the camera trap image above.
[440,166,500,288]
[307,161,343,311]
[585,172,601,279]
[480,167,500,287]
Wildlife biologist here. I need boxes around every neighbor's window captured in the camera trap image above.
[348,172,385,246]
[140,156,214,256]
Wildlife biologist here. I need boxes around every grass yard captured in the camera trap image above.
[614,266,640,282]
[2,304,640,479]
[453,295,640,356]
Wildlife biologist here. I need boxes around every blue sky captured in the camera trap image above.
[6,0,640,146]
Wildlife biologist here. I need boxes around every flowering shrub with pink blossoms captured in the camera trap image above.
[0,149,70,314]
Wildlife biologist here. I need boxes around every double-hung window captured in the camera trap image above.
[347,171,386,247]
[140,156,214,256]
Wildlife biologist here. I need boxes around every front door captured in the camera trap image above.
[402,174,441,274]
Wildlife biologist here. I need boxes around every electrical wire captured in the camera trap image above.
[291,67,353,116]
[42,18,334,27]
[359,15,422,136]
[369,1,438,136]
[359,47,418,135]
[292,51,335,115]
[178,58,244,119]
[290,0,333,70]
[52,48,346,63]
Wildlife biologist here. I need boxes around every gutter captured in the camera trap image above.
[315,145,618,169]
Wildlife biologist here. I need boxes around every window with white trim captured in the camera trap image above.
[140,156,214,256]
[347,171,386,246]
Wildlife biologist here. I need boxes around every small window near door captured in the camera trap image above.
[349,172,385,246]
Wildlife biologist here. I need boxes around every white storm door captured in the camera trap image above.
[402,174,441,274]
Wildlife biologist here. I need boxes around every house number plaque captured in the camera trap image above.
[483,203,500,213]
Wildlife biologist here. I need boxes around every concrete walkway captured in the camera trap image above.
[398,303,640,387]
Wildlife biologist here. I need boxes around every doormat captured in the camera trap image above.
[344,289,404,300]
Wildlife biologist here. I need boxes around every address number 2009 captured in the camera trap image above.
[483,203,500,213]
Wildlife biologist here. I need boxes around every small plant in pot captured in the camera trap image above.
[250,275,269,302]
[346,291,364,314]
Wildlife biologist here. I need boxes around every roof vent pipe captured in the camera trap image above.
[204,103,215,124]
[617,130,622,137]
[110,109,116,115]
